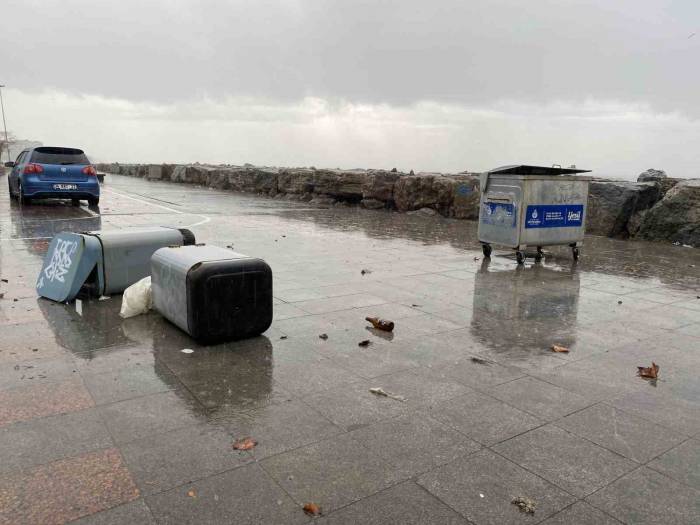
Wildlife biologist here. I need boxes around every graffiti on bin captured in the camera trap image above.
[480,202,516,228]
[525,204,583,229]
[41,238,78,284]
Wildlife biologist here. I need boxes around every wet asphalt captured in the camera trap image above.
[0,173,699,524]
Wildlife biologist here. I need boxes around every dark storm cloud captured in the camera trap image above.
[2,0,698,113]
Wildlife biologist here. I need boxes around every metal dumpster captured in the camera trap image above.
[478,165,591,263]
[37,226,195,302]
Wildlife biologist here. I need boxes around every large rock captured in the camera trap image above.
[586,181,662,237]
[637,179,700,247]
[637,168,667,182]
[277,168,315,194]
[146,164,163,180]
[394,173,454,214]
[224,167,278,194]
[311,169,366,200]
[449,175,480,219]
[362,170,401,203]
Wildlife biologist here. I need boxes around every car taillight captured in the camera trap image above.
[23,163,44,174]
[82,165,97,176]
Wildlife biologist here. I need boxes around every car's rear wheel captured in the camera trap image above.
[8,179,17,200]
[88,196,99,206]
[19,183,31,205]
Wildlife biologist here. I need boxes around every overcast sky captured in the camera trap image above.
[1,0,698,178]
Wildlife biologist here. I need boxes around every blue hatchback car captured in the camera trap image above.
[6,146,100,206]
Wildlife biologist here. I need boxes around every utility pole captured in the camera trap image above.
[0,85,9,163]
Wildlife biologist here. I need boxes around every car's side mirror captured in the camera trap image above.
[4,161,15,168]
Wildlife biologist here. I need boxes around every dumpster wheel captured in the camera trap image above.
[481,243,492,258]
[534,246,543,263]
[516,251,525,265]
[572,246,580,261]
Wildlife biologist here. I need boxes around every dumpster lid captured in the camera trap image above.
[489,165,591,175]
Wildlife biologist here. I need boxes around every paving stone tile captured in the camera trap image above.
[438,356,525,389]
[417,449,576,525]
[557,403,686,462]
[0,378,94,427]
[97,391,204,444]
[0,356,77,392]
[221,400,343,459]
[540,501,622,525]
[305,379,408,430]
[81,362,178,404]
[146,463,307,524]
[0,448,139,525]
[70,499,155,525]
[319,481,469,524]
[429,391,543,446]
[494,424,637,497]
[371,368,471,410]
[262,433,403,512]
[648,439,700,490]
[349,412,480,477]
[587,467,700,525]
[0,321,70,363]
[294,293,388,314]
[609,389,700,436]
[120,423,252,495]
[272,358,362,396]
[488,376,594,421]
[0,408,113,476]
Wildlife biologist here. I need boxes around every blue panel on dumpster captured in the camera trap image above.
[481,202,516,228]
[524,204,583,229]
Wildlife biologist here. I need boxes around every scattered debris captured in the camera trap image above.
[187,490,197,498]
[303,503,322,517]
[511,496,536,514]
[479,493,484,498]
[358,340,371,347]
[119,277,152,318]
[181,348,194,354]
[0,279,7,283]
[365,316,394,332]
[98,295,111,301]
[474,257,480,261]
[361,269,372,275]
[226,244,234,249]
[319,333,328,340]
[32,348,38,352]
[411,303,421,307]
[369,387,406,402]
[0,293,4,299]
[470,357,489,365]
[637,362,660,379]
[280,336,288,340]
[232,437,258,450]
[551,345,570,353]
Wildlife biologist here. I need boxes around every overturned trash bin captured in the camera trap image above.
[151,245,273,344]
[37,227,196,302]
[478,165,591,264]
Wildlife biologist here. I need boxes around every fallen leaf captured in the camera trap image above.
[232,437,258,450]
[551,345,569,353]
[369,387,406,402]
[303,503,322,517]
[512,496,536,514]
[319,333,328,340]
[637,362,660,379]
[358,340,371,347]
[187,490,196,498]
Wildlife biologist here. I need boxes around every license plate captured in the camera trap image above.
[53,184,77,190]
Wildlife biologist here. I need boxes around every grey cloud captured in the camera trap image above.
[1,0,699,114]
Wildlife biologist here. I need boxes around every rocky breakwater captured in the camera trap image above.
[95,163,700,247]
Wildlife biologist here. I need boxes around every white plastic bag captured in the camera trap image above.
[119,276,153,318]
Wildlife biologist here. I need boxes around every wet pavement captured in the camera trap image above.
[0,173,699,524]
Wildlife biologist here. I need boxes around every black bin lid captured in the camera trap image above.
[489,165,591,175]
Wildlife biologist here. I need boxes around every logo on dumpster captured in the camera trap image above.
[525,204,584,229]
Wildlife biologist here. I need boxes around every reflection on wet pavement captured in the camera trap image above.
[1,173,699,524]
